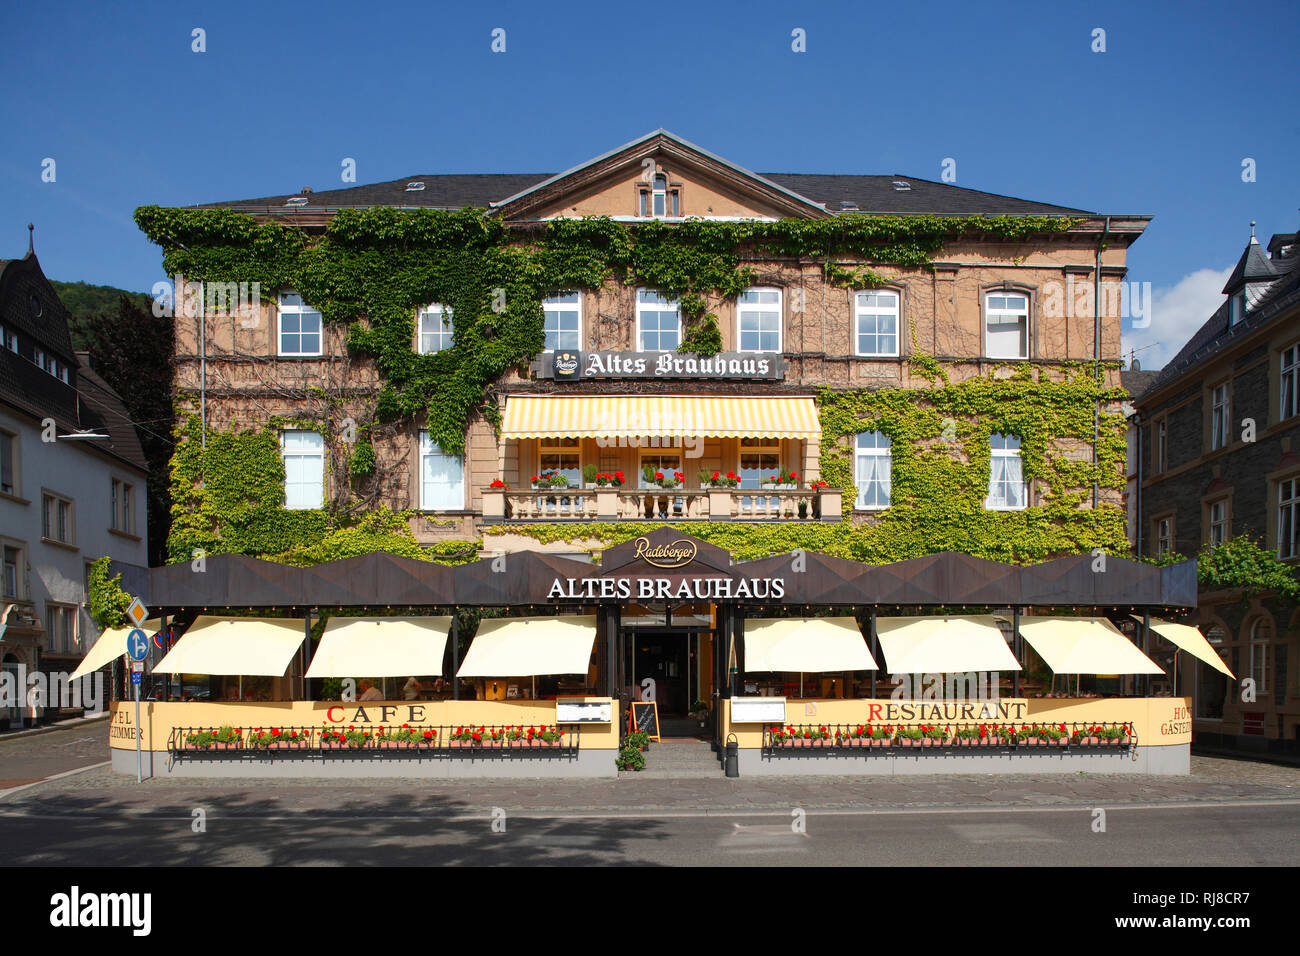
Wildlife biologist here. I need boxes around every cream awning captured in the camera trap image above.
[744,617,877,673]
[1141,617,1234,678]
[153,616,306,676]
[1018,617,1164,675]
[457,615,597,677]
[875,616,1022,673]
[70,619,162,681]
[306,616,452,678]
[501,396,820,440]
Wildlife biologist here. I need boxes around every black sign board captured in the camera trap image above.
[628,701,660,741]
[543,350,784,382]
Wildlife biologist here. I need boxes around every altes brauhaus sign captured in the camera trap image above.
[547,576,785,601]
[548,350,784,381]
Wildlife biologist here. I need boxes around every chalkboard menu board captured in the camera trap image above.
[628,701,660,741]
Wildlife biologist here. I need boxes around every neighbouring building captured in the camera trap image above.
[1132,225,1300,756]
[0,240,150,726]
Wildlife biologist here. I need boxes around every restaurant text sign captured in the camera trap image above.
[548,576,785,601]
[548,350,784,381]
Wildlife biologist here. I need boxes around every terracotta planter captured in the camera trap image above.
[1119,736,1131,745]
[874,738,892,748]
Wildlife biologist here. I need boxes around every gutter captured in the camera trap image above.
[1093,215,1110,509]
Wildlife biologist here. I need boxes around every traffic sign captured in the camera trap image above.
[130,671,142,685]
[125,597,149,629]
[127,628,149,662]
[130,660,144,673]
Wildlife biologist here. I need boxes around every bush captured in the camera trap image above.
[616,745,646,771]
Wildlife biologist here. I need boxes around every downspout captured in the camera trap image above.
[1134,411,1143,557]
[199,279,206,449]
[1092,216,1110,509]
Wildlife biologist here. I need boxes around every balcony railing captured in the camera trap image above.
[483,486,841,523]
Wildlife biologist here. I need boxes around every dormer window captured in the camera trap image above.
[639,173,679,218]
[1229,292,1245,326]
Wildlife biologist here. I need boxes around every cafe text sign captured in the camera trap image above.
[548,350,784,382]
[548,576,785,601]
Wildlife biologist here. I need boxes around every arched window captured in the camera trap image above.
[984,291,1029,359]
[986,434,1026,510]
[855,431,892,510]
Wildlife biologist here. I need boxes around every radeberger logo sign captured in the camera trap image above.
[634,536,696,568]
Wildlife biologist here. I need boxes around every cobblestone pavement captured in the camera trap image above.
[2,752,1296,816]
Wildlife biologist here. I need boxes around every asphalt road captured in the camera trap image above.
[0,717,109,788]
[0,802,1295,866]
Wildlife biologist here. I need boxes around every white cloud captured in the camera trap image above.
[1122,266,1231,370]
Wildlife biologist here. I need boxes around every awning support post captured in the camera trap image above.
[451,608,459,701]
[303,610,312,702]
[1012,606,1021,699]
[1142,609,1151,698]
[869,608,877,699]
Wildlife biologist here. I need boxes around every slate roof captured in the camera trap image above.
[1120,369,1160,400]
[1221,236,1278,293]
[1141,230,1300,400]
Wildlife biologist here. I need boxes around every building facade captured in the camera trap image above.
[0,245,150,726]
[1133,226,1300,755]
[143,130,1147,571]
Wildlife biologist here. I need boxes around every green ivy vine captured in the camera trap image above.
[87,556,132,629]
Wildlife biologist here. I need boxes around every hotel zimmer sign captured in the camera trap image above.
[545,350,785,381]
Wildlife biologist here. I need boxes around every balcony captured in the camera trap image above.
[481,486,841,523]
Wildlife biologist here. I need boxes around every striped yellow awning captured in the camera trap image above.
[501,396,820,440]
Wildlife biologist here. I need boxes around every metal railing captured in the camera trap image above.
[167,724,581,760]
[761,721,1136,756]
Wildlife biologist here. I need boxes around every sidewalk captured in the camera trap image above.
[0,712,109,742]
[2,755,1297,816]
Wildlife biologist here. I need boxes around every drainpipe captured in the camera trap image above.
[1093,217,1110,509]
[198,279,206,449]
[1134,411,1143,557]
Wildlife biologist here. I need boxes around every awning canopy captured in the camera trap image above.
[744,617,877,673]
[1142,617,1234,678]
[501,396,820,440]
[70,619,161,681]
[1018,617,1165,675]
[875,616,1022,673]
[153,616,306,676]
[457,615,597,677]
[305,616,452,679]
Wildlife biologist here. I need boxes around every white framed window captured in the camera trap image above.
[854,291,899,357]
[281,430,324,510]
[1154,418,1167,473]
[1230,292,1245,326]
[538,437,581,485]
[278,293,322,356]
[737,289,782,353]
[0,324,16,352]
[418,304,455,353]
[639,173,678,218]
[636,291,680,351]
[2,545,21,599]
[1249,617,1272,694]
[1208,499,1228,547]
[543,294,581,352]
[34,348,47,371]
[1280,344,1299,421]
[854,431,892,510]
[41,492,73,544]
[0,430,15,496]
[985,434,1026,510]
[1155,515,1174,557]
[1279,477,1300,560]
[984,292,1029,360]
[1210,382,1230,450]
[419,431,464,510]
[45,603,75,655]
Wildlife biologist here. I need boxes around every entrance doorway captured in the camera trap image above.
[632,631,690,717]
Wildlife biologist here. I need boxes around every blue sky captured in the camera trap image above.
[1,0,1295,367]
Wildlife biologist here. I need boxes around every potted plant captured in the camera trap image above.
[320,727,346,750]
[700,469,740,489]
[870,724,894,747]
[212,725,242,750]
[626,729,651,752]
[616,744,645,771]
[921,724,949,746]
[539,725,565,746]
[583,463,598,487]
[530,471,569,490]
[449,726,476,748]
[897,726,923,748]
[761,469,798,490]
[488,478,509,490]
[768,725,789,746]
[183,729,215,750]
[954,726,982,747]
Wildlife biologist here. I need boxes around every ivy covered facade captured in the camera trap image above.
[136,130,1147,568]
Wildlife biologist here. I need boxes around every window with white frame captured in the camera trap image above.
[41,492,73,544]
[737,289,782,353]
[1230,292,1245,326]
[636,291,680,351]
[281,430,324,510]
[538,437,581,485]
[2,545,21,598]
[854,291,899,357]
[1210,382,1230,450]
[985,433,1026,510]
[0,430,15,496]
[1279,477,1300,559]
[419,431,464,510]
[1155,515,1173,557]
[738,438,780,488]
[45,603,75,655]
[418,304,455,353]
[984,292,1029,359]
[855,431,892,510]
[1208,499,1228,547]
[542,294,581,352]
[278,293,322,356]
[0,323,16,352]
[1281,344,1299,421]
[1250,617,1272,693]
[34,348,47,371]
[1154,418,1168,473]
[639,173,678,218]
